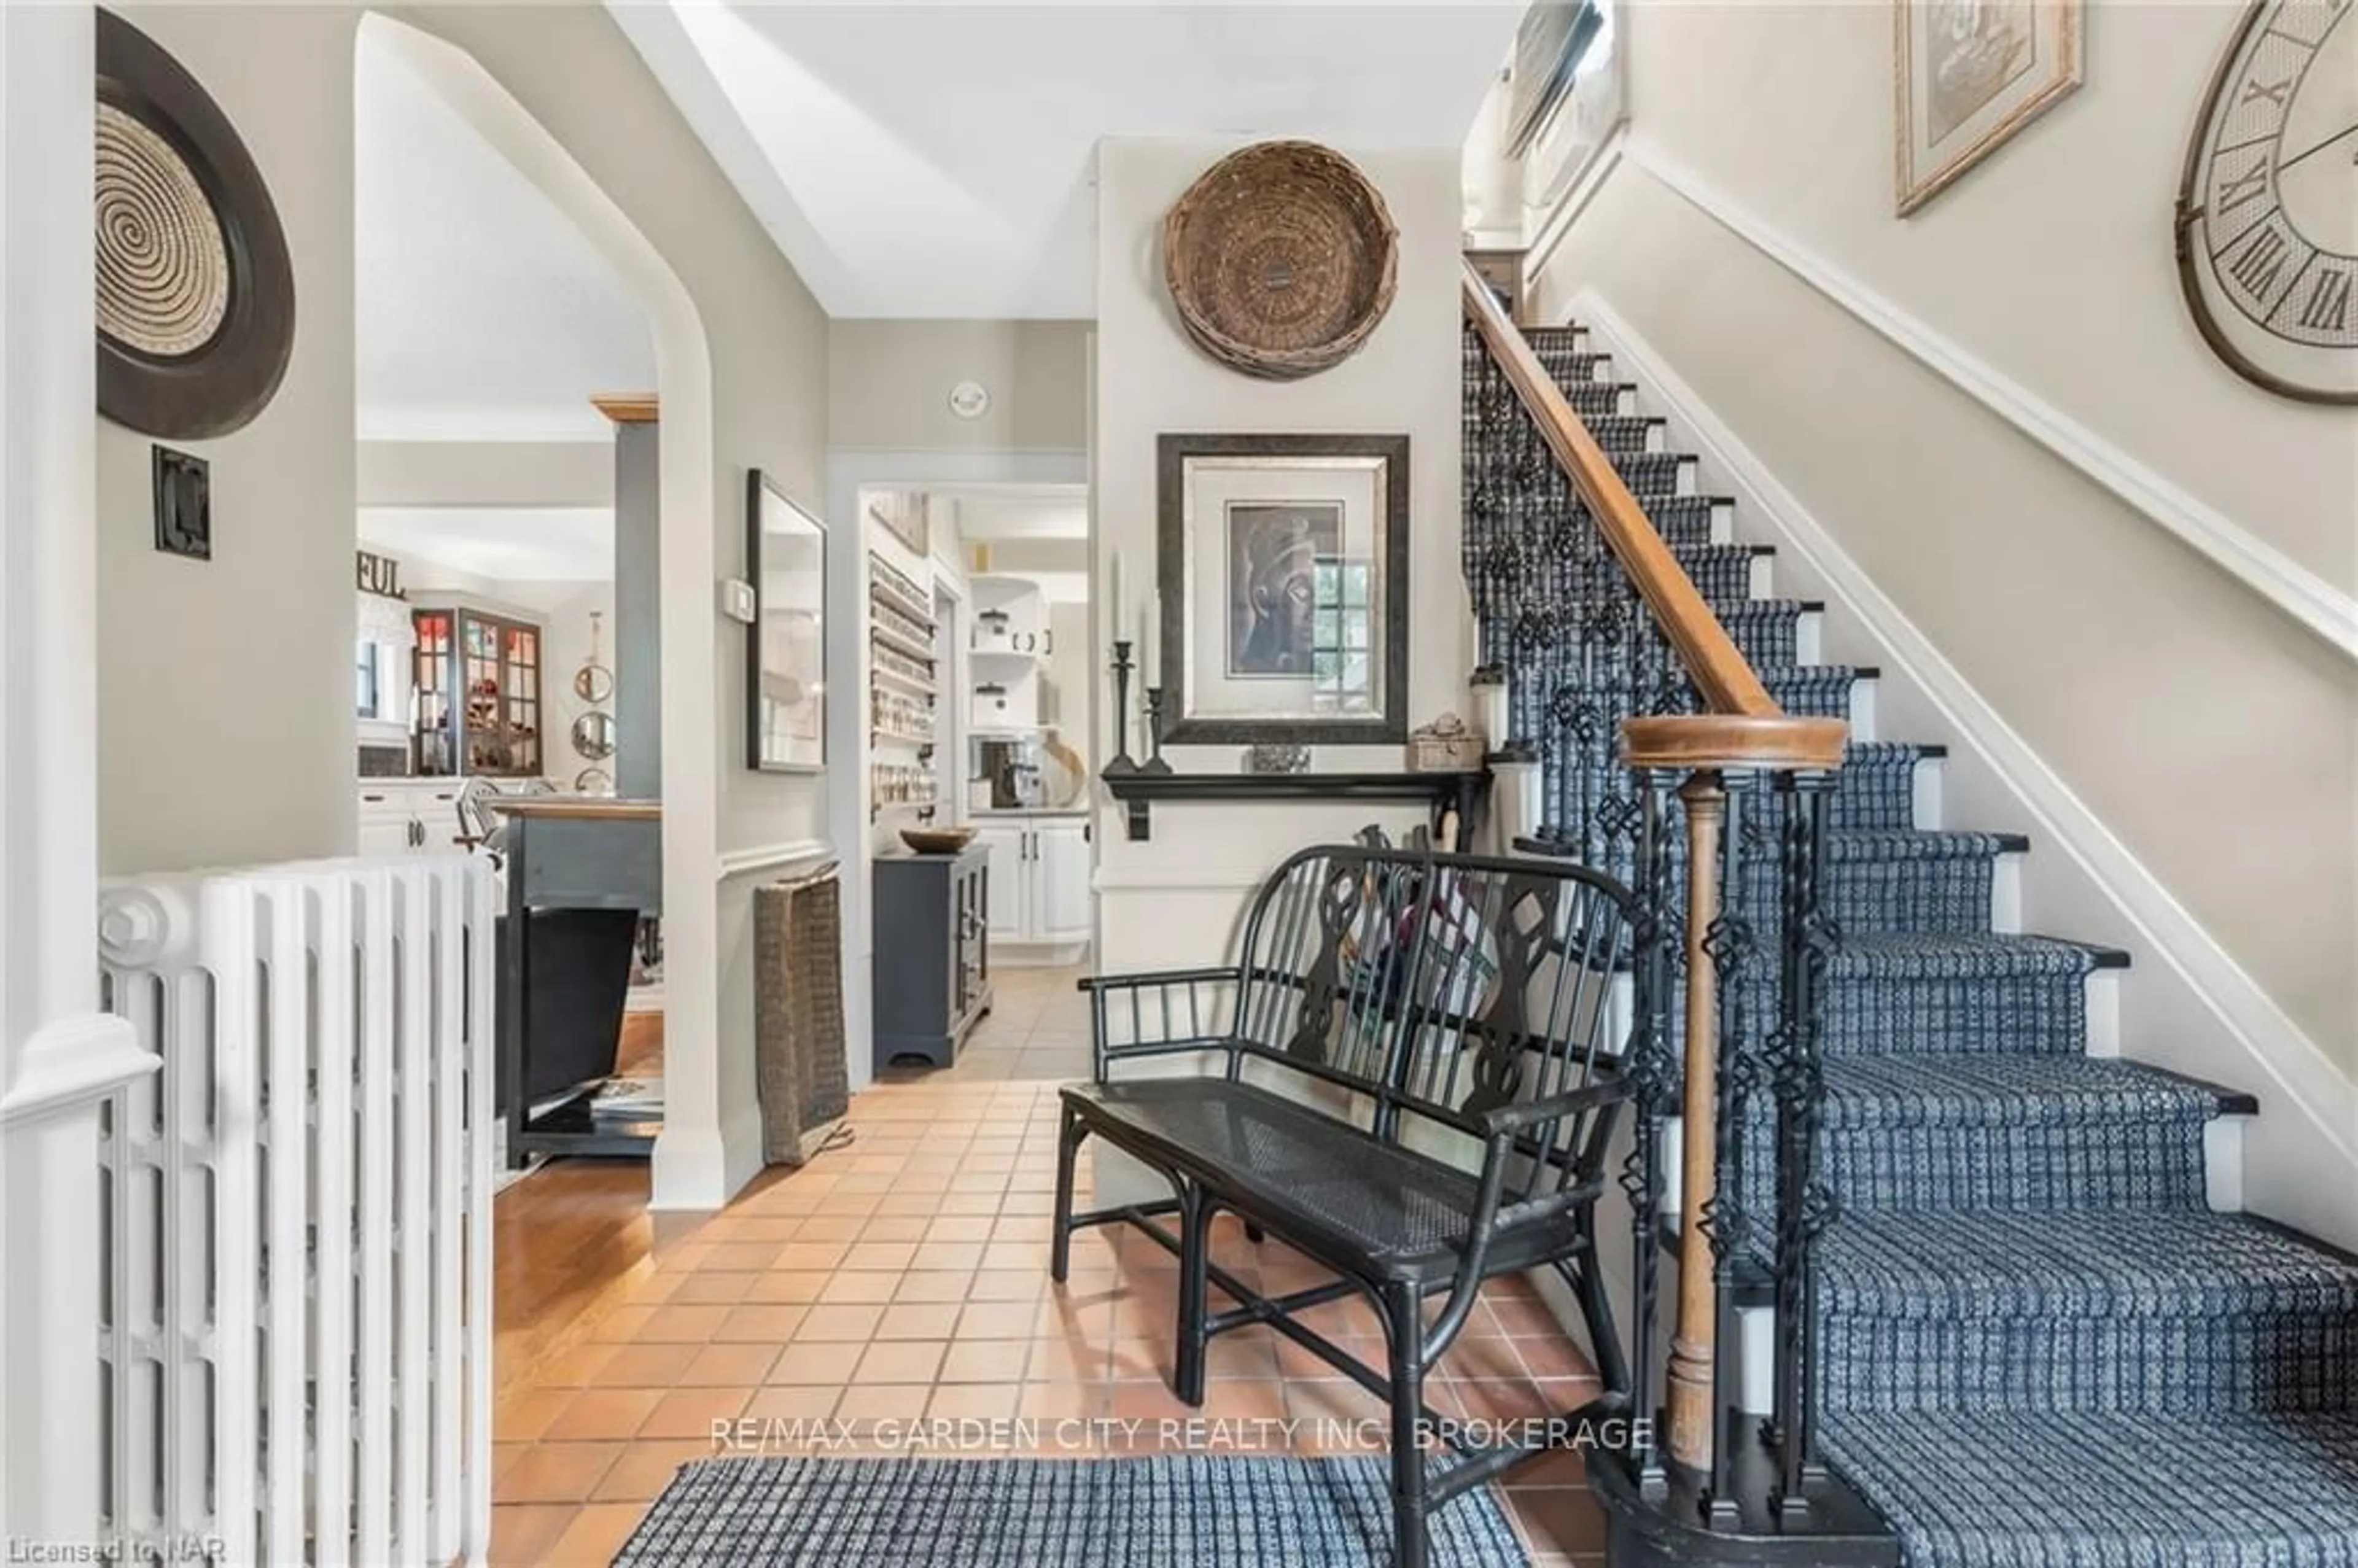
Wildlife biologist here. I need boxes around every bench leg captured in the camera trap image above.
[1173,1187,1215,1406]
[1050,1102,1086,1284]
[1383,1282,1431,1568]
[1563,1252,1629,1397]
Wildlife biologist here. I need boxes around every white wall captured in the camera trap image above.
[510,580,620,790]
[1,5,160,1548]
[1523,2,2356,1237]
[1092,136,1469,969]
[825,328,1091,1096]
[829,320,1090,454]
[98,6,363,877]
[92,4,837,1209]
[358,438,611,509]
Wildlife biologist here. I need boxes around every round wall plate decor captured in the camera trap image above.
[96,9,295,440]
[1162,141,1398,381]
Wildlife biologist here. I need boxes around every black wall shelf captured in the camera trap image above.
[1101,770,1490,843]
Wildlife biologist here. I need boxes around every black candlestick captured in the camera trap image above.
[1140,686,1173,775]
[1102,639,1140,776]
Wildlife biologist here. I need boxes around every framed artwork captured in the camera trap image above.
[1504,2,1607,157]
[745,470,827,773]
[1157,433,1409,745]
[1894,0,2082,215]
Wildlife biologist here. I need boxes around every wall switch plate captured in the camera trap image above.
[152,444,211,561]
[718,578,757,623]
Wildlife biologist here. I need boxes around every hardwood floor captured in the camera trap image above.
[494,1013,696,1404]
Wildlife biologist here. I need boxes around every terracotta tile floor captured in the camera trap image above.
[492,966,1609,1565]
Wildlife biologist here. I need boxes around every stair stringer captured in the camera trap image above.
[1568,286,2358,1254]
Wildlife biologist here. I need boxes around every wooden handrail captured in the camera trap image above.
[1458,260,1844,772]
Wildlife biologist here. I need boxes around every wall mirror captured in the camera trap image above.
[569,710,617,761]
[746,470,827,773]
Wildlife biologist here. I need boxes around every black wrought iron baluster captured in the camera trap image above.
[1621,767,1676,1496]
[1770,770,1839,1516]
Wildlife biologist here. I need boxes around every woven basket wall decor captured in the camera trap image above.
[1163,141,1399,381]
[95,9,295,441]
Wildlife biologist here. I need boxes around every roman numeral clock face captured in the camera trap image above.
[2179,0,2358,402]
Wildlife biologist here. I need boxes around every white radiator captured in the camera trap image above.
[96,856,495,1567]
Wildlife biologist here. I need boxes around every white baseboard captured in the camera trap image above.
[649,1099,768,1213]
[1574,287,2358,1250]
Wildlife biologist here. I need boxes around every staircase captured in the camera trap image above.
[1465,299,2358,1565]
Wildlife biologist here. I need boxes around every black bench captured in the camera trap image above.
[1052,845,1646,1566]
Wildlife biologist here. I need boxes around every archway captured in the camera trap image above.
[360,13,729,1212]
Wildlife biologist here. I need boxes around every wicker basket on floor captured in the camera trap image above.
[753,862,849,1166]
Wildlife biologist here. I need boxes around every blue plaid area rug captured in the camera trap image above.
[613,1453,1530,1566]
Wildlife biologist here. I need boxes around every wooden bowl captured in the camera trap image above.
[900,826,977,855]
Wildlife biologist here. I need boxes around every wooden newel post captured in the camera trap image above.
[1665,769,1727,1475]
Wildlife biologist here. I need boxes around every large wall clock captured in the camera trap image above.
[2176,0,2357,404]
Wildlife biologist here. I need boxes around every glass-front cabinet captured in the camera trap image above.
[412,604,542,777]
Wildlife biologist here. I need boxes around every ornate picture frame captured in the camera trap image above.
[1894,0,2083,216]
[1157,433,1409,746]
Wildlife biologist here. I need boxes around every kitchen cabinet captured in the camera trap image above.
[1032,819,1091,942]
[871,845,992,1069]
[411,602,544,777]
[357,781,467,857]
[973,815,1090,950]
[970,575,1046,734]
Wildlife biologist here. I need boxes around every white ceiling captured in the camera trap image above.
[356,24,654,440]
[359,506,615,584]
[612,2,1522,319]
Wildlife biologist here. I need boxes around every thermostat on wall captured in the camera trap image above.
[948,380,990,419]
[718,578,757,624]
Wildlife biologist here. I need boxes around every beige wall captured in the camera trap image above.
[99,6,364,877]
[1527,2,2358,1071]
[829,319,1089,454]
[96,4,838,1207]
[1093,136,1469,974]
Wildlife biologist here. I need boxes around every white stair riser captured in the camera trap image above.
[1848,675,1877,743]
[1990,852,2025,936]
[1794,609,1822,667]
[1912,754,1944,833]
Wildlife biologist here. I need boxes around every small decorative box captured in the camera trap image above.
[1407,713,1485,772]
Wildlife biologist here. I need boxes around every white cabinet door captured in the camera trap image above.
[357,814,414,859]
[1032,820,1092,944]
[973,823,1028,945]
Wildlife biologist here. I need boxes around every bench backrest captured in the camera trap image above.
[1229,845,1641,1179]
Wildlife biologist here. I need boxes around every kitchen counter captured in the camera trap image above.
[969,805,1089,818]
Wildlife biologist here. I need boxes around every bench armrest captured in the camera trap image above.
[1474,1077,1629,1138]
[1075,966,1239,995]
[1079,965,1244,1076]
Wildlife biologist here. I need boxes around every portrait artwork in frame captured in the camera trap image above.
[1157,433,1409,746]
[1894,0,2082,215]
[745,470,827,773]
